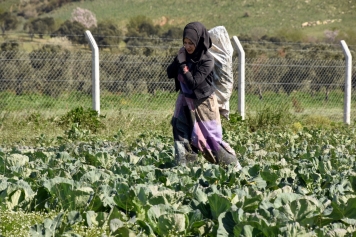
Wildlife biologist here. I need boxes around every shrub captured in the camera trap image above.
[29,45,73,97]
[51,20,87,45]
[160,26,181,40]
[57,106,106,133]
[1,40,19,51]
[23,17,55,39]
[0,12,19,35]
[273,27,307,42]
[91,21,123,50]
[124,15,161,56]
[0,41,36,95]
[247,102,292,132]
[126,15,160,39]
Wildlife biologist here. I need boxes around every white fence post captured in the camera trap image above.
[85,30,100,115]
[341,40,352,125]
[231,36,245,120]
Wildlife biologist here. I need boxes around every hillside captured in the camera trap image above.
[2,0,356,43]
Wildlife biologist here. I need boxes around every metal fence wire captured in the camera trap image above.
[241,57,349,121]
[0,50,355,121]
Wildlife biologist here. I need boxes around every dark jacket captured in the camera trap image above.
[167,51,215,99]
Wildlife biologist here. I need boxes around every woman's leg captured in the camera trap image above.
[190,94,242,168]
[172,94,198,166]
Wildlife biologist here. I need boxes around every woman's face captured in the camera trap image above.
[183,38,196,54]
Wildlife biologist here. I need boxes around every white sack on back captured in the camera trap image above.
[208,26,234,119]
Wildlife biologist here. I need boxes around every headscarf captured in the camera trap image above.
[183,22,212,61]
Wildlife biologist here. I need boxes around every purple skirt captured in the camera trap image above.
[172,93,240,167]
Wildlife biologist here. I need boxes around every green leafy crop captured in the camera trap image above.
[2,124,356,236]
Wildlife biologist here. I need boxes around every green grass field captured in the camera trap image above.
[2,0,356,44]
[1,99,356,236]
[41,0,356,39]
[1,89,354,146]
[2,1,356,235]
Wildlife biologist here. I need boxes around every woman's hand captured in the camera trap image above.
[177,47,186,63]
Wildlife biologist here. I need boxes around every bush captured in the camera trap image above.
[126,15,160,39]
[247,102,292,132]
[0,12,19,34]
[91,21,123,50]
[0,40,19,59]
[160,26,181,40]
[51,20,87,45]
[23,17,55,39]
[273,27,307,42]
[124,15,161,56]
[57,106,106,133]
[29,45,72,97]
[0,42,36,95]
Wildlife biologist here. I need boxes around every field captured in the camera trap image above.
[2,90,356,235]
[1,113,356,236]
[1,88,353,145]
[29,0,356,40]
[1,0,356,44]
[1,0,356,235]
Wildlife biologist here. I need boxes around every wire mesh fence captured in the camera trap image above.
[241,57,349,121]
[0,49,355,122]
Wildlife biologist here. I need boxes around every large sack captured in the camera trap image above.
[208,26,234,119]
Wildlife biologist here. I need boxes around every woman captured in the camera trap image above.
[167,22,242,170]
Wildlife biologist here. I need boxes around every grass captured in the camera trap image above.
[0,107,173,147]
[0,89,348,116]
[0,91,177,115]
[1,88,353,146]
[44,0,355,38]
[229,89,349,121]
[2,0,356,44]
[0,84,353,235]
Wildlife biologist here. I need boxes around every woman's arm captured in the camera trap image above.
[179,55,214,90]
[167,56,180,79]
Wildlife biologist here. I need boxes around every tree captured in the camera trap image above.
[51,20,87,45]
[0,40,19,59]
[1,40,19,51]
[0,40,35,95]
[160,26,182,56]
[125,16,161,56]
[280,59,311,96]
[23,17,55,39]
[313,60,343,101]
[125,38,155,56]
[0,12,18,35]
[29,45,71,97]
[91,21,123,51]
[29,44,63,69]
[71,7,97,29]
[126,15,160,39]
[160,26,181,40]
